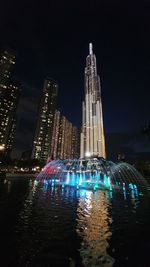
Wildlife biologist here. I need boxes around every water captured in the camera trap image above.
[0,176,150,267]
[38,159,150,193]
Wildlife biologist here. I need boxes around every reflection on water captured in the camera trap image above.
[15,180,115,266]
[0,177,150,266]
[76,190,114,267]
[16,179,37,265]
[4,178,12,193]
[15,179,81,266]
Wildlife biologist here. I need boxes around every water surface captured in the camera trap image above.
[0,177,150,266]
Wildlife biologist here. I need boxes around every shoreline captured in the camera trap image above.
[5,173,38,178]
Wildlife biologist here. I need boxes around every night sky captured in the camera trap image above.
[0,0,150,159]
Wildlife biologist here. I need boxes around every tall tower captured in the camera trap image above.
[80,43,106,158]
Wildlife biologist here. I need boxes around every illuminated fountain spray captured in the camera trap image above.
[36,158,150,194]
[36,43,150,194]
[37,158,111,190]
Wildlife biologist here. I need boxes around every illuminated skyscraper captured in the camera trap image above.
[32,79,58,162]
[0,49,20,156]
[80,43,106,158]
[71,126,80,158]
[50,110,60,159]
[0,49,15,93]
[50,110,80,159]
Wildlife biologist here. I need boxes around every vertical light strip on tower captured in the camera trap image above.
[80,43,106,158]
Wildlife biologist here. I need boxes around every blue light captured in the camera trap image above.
[79,174,83,186]
[109,190,113,199]
[123,185,127,200]
[79,189,87,198]
[134,186,139,198]
[66,173,70,185]
[51,184,54,193]
[103,174,109,188]
[93,185,97,191]
[129,183,134,190]
[71,173,76,186]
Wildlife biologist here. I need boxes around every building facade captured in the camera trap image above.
[50,110,80,159]
[0,49,20,157]
[71,126,80,159]
[50,110,60,159]
[80,43,106,158]
[0,49,15,93]
[32,79,58,162]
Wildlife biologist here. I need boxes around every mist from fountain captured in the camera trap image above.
[36,158,150,194]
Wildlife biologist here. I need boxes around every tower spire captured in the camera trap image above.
[89,43,93,55]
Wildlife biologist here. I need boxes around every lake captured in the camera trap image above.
[0,176,150,266]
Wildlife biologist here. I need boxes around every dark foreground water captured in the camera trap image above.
[0,177,150,267]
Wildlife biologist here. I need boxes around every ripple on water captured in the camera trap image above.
[76,191,115,267]
[1,178,149,267]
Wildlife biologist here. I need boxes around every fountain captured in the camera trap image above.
[36,158,150,194]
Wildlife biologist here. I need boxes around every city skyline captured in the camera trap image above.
[0,2,150,266]
[0,43,149,161]
[0,0,150,159]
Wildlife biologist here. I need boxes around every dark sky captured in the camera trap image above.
[0,0,150,158]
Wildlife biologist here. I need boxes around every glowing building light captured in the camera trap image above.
[85,152,91,157]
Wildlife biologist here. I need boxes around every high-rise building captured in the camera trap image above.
[57,115,66,159]
[32,79,58,162]
[0,49,20,157]
[71,126,80,158]
[50,110,80,159]
[0,49,15,92]
[50,110,60,159]
[80,43,106,158]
